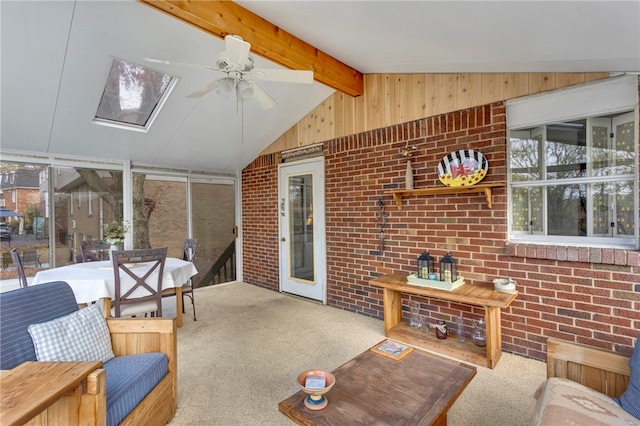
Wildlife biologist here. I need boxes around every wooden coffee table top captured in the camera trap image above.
[279,341,477,426]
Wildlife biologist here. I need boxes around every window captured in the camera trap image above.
[510,111,636,245]
[507,77,638,249]
[93,58,177,132]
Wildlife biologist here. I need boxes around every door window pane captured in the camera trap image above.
[288,174,314,282]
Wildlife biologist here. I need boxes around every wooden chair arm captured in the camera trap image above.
[86,368,106,395]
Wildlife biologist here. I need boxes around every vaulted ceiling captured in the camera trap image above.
[1,1,638,174]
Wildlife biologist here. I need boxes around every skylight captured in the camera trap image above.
[94,58,176,132]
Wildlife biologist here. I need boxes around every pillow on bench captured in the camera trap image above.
[28,304,115,363]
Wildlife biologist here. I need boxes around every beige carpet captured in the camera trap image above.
[162,282,546,425]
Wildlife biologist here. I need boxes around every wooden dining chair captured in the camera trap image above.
[162,238,199,321]
[21,248,41,268]
[10,249,28,289]
[111,247,168,318]
[80,240,110,262]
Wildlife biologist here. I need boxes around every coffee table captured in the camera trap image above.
[278,341,477,425]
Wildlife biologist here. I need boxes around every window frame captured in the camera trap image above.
[93,57,178,133]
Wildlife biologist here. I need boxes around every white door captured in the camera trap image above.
[278,158,326,303]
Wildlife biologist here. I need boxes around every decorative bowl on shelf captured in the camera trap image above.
[296,369,336,410]
[493,278,516,293]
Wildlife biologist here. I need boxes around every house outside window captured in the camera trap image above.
[507,76,638,249]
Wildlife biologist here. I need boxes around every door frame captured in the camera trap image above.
[277,156,327,304]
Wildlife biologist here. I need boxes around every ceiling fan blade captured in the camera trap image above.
[186,79,225,98]
[145,57,219,71]
[250,68,314,84]
[247,81,277,109]
[225,35,251,68]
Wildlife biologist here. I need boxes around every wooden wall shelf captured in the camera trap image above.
[385,183,506,210]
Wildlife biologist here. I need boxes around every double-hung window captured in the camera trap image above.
[507,76,638,249]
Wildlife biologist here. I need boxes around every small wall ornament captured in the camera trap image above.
[399,144,417,190]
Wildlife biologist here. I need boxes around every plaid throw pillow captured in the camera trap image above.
[28,304,115,363]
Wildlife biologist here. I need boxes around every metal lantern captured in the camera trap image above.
[439,252,457,282]
[416,251,435,279]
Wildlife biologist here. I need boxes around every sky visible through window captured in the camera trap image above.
[95,58,174,129]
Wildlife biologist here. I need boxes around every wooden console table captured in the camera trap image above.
[369,274,518,369]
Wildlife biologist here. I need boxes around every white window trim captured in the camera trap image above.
[507,75,638,128]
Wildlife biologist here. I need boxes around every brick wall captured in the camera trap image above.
[242,155,281,291]
[242,103,640,361]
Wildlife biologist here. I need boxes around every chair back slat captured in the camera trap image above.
[112,247,167,318]
[10,249,28,289]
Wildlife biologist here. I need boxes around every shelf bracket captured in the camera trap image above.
[483,187,492,209]
[392,193,403,210]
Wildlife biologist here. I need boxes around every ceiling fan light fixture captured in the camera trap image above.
[216,78,235,99]
[237,80,254,100]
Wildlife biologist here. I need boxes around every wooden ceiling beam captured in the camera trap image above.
[138,0,363,96]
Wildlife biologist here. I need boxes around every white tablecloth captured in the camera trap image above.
[32,258,198,304]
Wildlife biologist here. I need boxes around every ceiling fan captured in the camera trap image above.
[145,35,314,109]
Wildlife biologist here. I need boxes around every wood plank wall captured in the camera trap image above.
[261,72,609,155]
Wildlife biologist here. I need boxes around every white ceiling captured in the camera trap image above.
[2,1,639,175]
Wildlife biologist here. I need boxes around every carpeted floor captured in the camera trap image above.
[163,282,546,425]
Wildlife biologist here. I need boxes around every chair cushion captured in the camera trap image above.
[104,353,168,426]
[532,377,639,426]
[0,281,79,370]
[616,332,640,419]
[28,304,115,363]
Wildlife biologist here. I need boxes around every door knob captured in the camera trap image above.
[281,237,286,242]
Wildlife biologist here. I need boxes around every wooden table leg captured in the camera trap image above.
[485,306,502,369]
[175,287,183,328]
[382,288,403,334]
[100,298,111,318]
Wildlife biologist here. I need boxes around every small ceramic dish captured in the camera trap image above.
[493,278,516,292]
[297,369,336,410]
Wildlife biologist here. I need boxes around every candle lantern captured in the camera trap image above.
[439,252,457,282]
[416,251,434,279]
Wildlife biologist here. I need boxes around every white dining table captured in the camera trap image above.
[32,258,197,327]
